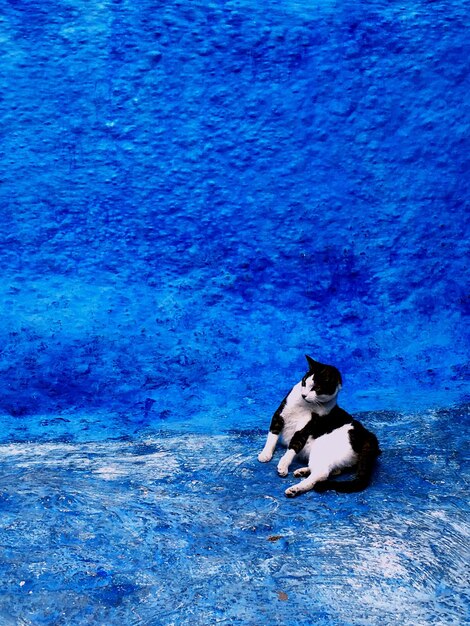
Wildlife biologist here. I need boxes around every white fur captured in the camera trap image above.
[278,383,313,445]
[301,376,342,412]
[259,380,342,467]
[293,467,311,477]
[285,424,357,497]
[257,432,279,463]
[259,374,355,496]
[277,448,296,476]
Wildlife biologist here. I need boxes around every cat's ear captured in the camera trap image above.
[305,355,320,371]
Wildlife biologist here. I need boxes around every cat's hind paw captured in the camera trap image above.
[258,451,273,463]
[285,486,301,498]
[293,467,311,478]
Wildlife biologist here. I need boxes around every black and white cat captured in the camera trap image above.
[258,355,380,497]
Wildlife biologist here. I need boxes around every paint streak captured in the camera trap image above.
[0,408,469,625]
[0,0,469,624]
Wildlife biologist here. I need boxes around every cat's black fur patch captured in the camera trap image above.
[313,419,381,493]
[302,356,342,396]
[269,395,287,435]
[261,355,381,494]
[349,419,381,455]
[288,406,353,453]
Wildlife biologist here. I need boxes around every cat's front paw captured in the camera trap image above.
[285,486,300,498]
[277,462,289,477]
[258,451,273,463]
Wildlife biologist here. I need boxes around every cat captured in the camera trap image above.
[258,355,381,497]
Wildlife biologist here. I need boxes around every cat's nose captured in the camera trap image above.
[302,394,307,399]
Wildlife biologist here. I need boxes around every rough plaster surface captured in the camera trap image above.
[0,411,468,625]
[0,1,469,624]
[1,0,469,425]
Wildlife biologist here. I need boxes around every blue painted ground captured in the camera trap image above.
[0,0,469,624]
[0,407,469,625]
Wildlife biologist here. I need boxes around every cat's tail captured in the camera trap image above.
[314,477,368,494]
[313,438,380,494]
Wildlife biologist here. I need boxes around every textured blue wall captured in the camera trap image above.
[1,0,469,434]
[0,5,469,625]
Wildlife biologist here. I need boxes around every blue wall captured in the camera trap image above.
[1,0,469,435]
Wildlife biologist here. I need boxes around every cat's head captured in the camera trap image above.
[301,355,342,404]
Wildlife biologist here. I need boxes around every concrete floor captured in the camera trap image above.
[0,406,468,625]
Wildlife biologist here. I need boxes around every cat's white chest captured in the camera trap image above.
[279,383,312,449]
